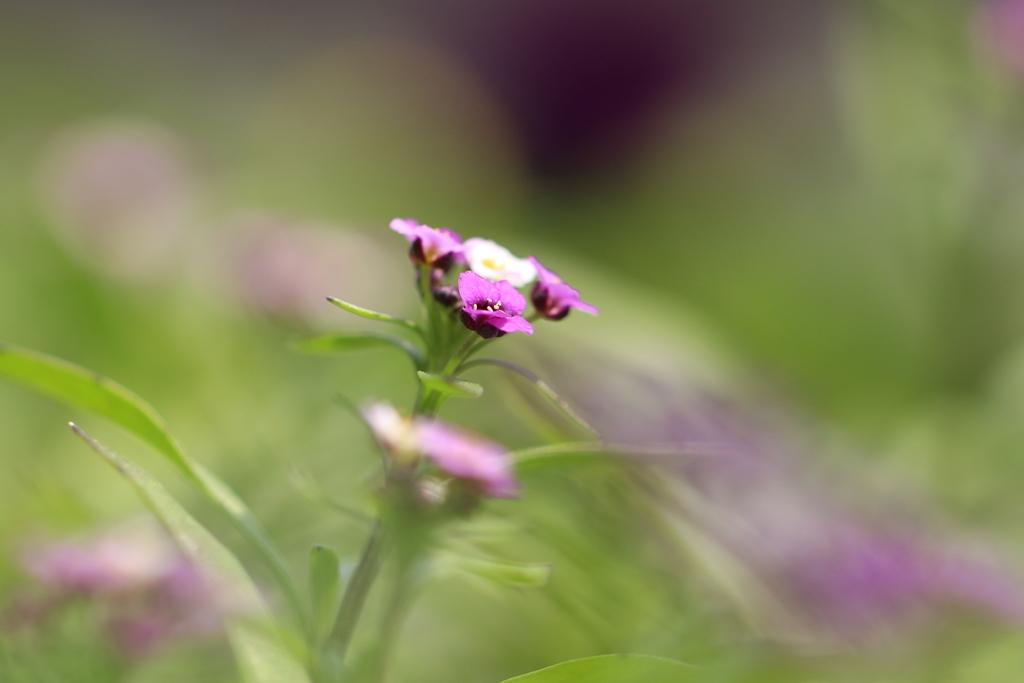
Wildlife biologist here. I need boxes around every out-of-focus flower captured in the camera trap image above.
[362,400,520,499]
[463,238,537,287]
[390,218,464,270]
[221,213,404,324]
[528,256,598,321]
[976,0,1024,76]
[552,353,1024,648]
[15,522,227,658]
[362,402,421,463]
[36,121,195,283]
[458,271,534,338]
[416,420,520,499]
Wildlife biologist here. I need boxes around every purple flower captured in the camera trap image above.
[415,419,520,499]
[977,0,1024,75]
[528,257,598,320]
[15,523,229,658]
[458,271,535,338]
[390,218,464,270]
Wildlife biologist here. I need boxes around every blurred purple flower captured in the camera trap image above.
[458,271,534,338]
[36,121,195,283]
[362,400,520,499]
[391,218,464,270]
[528,256,598,321]
[14,522,228,658]
[977,0,1024,76]
[222,213,404,324]
[552,354,1024,646]
[416,419,521,499]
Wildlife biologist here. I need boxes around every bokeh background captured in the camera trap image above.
[5,0,1024,681]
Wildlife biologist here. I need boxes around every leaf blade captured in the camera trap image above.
[0,343,310,637]
[69,423,310,683]
[292,332,424,369]
[309,545,342,643]
[416,371,484,399]
[460,359,597,437]
[499,654,698,683]
[325,297,424,338]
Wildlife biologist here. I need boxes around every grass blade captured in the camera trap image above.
[0,342,310,638]
[70,423,310,683]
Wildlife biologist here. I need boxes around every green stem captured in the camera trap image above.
[367,560,416,683]
[327,521,386,667]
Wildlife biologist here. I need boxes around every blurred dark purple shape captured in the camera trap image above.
[420,0,732,176]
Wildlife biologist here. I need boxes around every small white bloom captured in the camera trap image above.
[361,402,420,460]
[463,238,537,287]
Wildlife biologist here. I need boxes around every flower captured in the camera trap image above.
[362,401,520,499]
[16,522,227,658]
[390,218,464,270]
[458,272,535,338]
[528,256,599,320]
[35,121,195,283]
[463,238,537,286]
[976,0,1024,76]
[416,420,520,499]
[362,402,421,462]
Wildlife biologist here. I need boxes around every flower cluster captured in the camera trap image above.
[363,402,519,500]
[15,523,228,658]
[390,218,597,339]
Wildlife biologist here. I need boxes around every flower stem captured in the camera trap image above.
[327,520,386,669]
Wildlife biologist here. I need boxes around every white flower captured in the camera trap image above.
[463,238,537,287]
[361,402,420,460]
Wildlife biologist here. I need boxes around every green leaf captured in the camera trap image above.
[500,654,698,683]
[510,442,714,473]
[325,297,424,338]
[435,552,551,589]
[416,371,484,399]
[69,424,310,683]
[309,545,342,643]
[0,343,309,638]
[460,359,597,436]
[292,332,424,369]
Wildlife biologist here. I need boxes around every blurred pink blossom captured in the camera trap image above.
[976,0,1024,76]
[36,121,196,282]
[220,213,405,325]
[15,521,228,658]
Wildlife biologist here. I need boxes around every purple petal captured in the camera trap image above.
[489,315,534,335]
[458,271,501,305]
[390,218,420,237]
[528,256,563,286]
[494,279,528,315]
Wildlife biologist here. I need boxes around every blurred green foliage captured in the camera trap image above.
[4,1,1024,681]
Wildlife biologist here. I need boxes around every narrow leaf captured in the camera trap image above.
[510,442,719,472]
[309,545,342,642]
[292,332,423,369]
[460,359,597,436]
[437,552,551,589]
[69,424,310,683]
[325,297,424,338]
[0,343,309,636]
[416,371,484,399]
[500,654,698,683]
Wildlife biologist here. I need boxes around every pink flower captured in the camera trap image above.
[458,271,534,338]
[416,420,521,499]
[361,401,520,499]
[390,218,464,270]
[528,256,598,320]
[977,0,1024,75]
